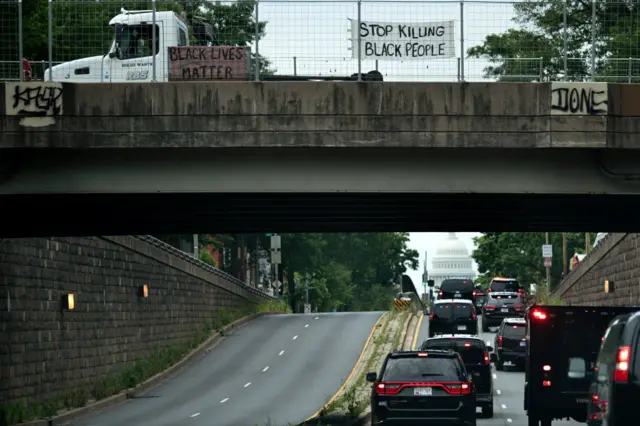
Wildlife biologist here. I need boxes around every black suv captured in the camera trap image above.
[586,309,640,426]
[481,292,525,332]
[419,335,495,418]
[429,299,478,337]
[494,317,527,370]
[366,350,477,426]
[439,279,475,301]
[488,277,525,298]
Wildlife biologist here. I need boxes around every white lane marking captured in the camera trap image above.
[501,404,507,409]
[190,413,200,418]
[293,335,298,340]
[493,373,498,379]
[244,382,251,388]
[314,317,319,320]
[220,398,229,403]
[305,324,309,328]
[279,350,284,356]
[507,419,513,423]
[496,389,502,395]
[262,366,269,372]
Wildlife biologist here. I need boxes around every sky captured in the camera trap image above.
[407,232,481,296]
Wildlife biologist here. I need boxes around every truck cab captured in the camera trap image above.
[44,9,210,83]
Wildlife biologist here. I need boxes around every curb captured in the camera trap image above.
[15,311,284,426]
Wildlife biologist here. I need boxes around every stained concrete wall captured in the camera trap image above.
[553,233,640,305]
[0,235,272,406]
[2,81,639,149]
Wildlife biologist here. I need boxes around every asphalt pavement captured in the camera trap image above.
[414,310,581,426]
[68,311,382,426]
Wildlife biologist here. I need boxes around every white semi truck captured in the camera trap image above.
[44,9,213,83]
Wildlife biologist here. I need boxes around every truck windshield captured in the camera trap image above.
[114,24,159,59]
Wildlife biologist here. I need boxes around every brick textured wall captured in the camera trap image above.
[0,235,272,406]
[553,233,640,305]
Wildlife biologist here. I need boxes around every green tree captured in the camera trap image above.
[472,232,595,291]
[466,0,640,82]
[6,0,272,78]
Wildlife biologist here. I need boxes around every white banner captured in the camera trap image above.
[349,19,456,60]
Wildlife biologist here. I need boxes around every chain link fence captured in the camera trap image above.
[3,0,640,82]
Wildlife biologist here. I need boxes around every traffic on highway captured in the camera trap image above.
[63,277,639,426]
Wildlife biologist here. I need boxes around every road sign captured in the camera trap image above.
[271,250,281,264]
[304,304,311,314]
[542,244,553,258]
[544,257,552,268]
[270,235,281,250]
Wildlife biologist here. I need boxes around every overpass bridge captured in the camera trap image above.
[3,81,640,236]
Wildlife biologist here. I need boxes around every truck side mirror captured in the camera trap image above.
[366,372,377,382]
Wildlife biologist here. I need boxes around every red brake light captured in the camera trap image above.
[484,351,490,365]
[472,310,477,320]
[542,364,551,371]
[429,311,435,320]
[464,342,471,347]
[614,346,631,382]
[532,309,547,320]
[417,352,429,357]
[497,336,503,347]
[542,380,551,387]
[375,382,471,395]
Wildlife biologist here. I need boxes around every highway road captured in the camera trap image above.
[70,312,382,426]
[414,311,581,426]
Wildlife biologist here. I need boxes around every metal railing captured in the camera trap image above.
[134,235,276,300]
[3,0,640,82]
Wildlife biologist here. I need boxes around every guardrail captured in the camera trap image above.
[133,235,275,300]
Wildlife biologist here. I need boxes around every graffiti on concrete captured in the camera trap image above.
[551,82,608,116]
[6,82,63,117]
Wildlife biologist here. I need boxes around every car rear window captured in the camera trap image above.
[383,356,463,382]
[434,303,473,319]
[455,342,486,365]
[490,280,520,292]
[441,279,474,292]
[503,323,526,339]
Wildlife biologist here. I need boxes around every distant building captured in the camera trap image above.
[430,233,477,289]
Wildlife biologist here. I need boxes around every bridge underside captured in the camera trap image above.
[2,148,640,236]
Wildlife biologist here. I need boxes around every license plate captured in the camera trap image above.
[414,387,432,396]
[520,341,526,347]
[454,294,461,298]
[457,325,467,330]
[501,308,509,312]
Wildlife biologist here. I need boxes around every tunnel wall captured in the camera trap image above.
[0,235,272,407]
[553,233,640,305]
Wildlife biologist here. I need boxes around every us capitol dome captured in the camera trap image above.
[430,233,477,288]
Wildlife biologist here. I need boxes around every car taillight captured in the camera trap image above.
[485,305,496,311]
[484,351,490,365]
[444,382,472,395]
[542,380,551,387]
[439,289,443,297]
[614,346,631,382]
[514,305,525,311]
[375,382,402,395]
[542,364,551,371]
[498,336,503,347]
[472,311,477,320]
[531,309,547,320]
[429,312,435,320]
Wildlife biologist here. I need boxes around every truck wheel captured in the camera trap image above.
[541,420,552,426]
[528,416,538,426]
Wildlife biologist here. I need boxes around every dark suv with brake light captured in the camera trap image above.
[439,279,475,301]
[429,299,478,337]
[586,309,640,426]
[524,304,640,426]
[419,334,495,418]
[488,277,526,299]
[494,317,527,370]
[366,350,477,426]
[481,292,525,332]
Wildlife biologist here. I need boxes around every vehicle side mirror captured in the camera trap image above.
[366,372,377,382]
[486,345,494,352]
[490,353,498,363]
[568,357,587,379]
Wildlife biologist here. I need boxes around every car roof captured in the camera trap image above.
[502,317,526,323]
[389,349,457,358]
[435,299,473,304]
[425,334,485,342]
[489,292,520,297]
